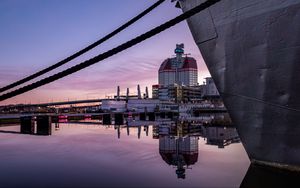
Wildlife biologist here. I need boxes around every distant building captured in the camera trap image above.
[156,84,202,103]
[153,44,202,102]
[152,84,160,99]
[202,77,219,97]
[158,44,198,86]
[153,44,220,103]
[101,100,126,112]
[127,99,160,113]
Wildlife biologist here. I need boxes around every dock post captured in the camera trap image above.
[167,112,173,119]
[148,112,155,121]
[138,126,141,139]
[114,113,124,125]
[20,116,34,134]
[145,125,149,136]
[51,115,59,123]
[36,115,52,135]
[127,125,130,136]
[139,113,146,121]
[117,125,121,139]
[103,114,112,125]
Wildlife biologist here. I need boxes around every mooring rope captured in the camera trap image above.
[0,0,165,93]
[0,0,221,101]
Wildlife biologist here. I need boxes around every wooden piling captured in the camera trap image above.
[36,115,52,135]
[103,114,112,125]
[20,116,34,134]
[114,113,124,125]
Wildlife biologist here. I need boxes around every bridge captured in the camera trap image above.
[0,99,104,108]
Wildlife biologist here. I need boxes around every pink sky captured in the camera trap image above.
[0,1,210,105]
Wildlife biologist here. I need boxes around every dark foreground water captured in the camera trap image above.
[1,119,250,188]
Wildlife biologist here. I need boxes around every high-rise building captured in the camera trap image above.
[158,44,198,86]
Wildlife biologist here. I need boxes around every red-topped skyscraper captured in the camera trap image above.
[158,44,198,86]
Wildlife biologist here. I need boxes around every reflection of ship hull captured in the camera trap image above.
[180,0,300,168]
[241,163,300,188]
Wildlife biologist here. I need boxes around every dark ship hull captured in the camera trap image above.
[179,0,300,169]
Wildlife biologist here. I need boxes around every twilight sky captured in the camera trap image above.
[0,0,210,105]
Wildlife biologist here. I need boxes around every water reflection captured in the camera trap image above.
[159,135,198,179]
[0,113,299,187]
[154,119,240,179]
[81,114,240,179]
[202,126,240,148]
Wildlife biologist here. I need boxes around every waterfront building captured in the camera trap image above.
[153,44,202,102]
[158,44,198,86]
[101,100,126,112]
[156,84,202,102]
[127,99,160,113]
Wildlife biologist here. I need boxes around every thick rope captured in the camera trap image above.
[0,0,221,101]
[0,0,165,93]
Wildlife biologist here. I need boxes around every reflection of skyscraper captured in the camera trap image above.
[159,136,198,178]
[158,120,199,179]
[159,136,198,179]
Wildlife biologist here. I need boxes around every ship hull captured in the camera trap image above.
[180,0,300,168]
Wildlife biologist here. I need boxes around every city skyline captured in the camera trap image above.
[0,0,210,105]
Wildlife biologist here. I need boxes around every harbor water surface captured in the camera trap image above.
[0,117,251,188]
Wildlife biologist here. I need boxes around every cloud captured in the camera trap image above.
[0,66,33,85]
[0,53,210,105]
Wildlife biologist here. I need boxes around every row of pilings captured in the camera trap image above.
[20,115,52,135]
[20,112,178,135]
[101,111,177,125]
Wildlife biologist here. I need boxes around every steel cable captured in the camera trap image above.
[0,0,165,93]
[0,0,221,101]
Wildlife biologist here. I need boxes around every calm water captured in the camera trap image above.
[0,117,250,188]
